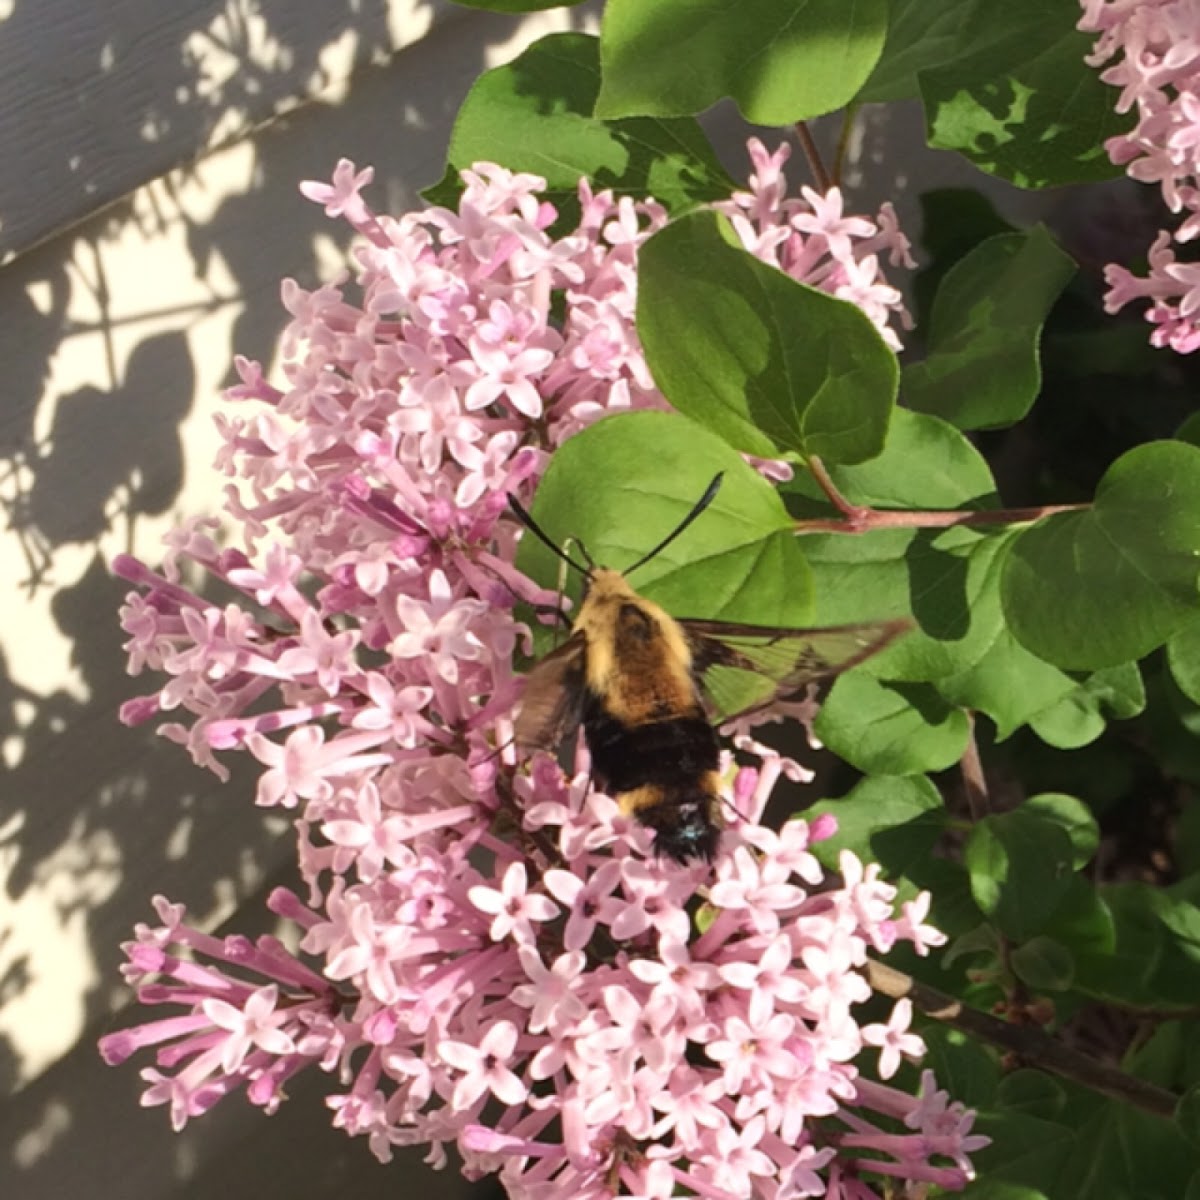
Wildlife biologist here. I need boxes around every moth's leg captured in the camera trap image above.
[545,537,585,648]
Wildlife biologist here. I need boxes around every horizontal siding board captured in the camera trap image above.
[0,0,468,263]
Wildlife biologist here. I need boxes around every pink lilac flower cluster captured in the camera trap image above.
[100,145,984,1196]
[1079,0,1200,351]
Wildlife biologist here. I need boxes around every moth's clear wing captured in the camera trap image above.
[514,634,587,751]
[681,618,912,724]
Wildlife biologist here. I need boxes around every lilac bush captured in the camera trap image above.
[100,145,986,1197]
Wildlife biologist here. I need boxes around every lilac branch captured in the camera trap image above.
[799,456,1089,535]
[866,958,1180,1121]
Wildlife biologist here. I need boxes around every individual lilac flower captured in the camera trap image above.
[439,1021,527,1109]
[276,609,360,695]
[246,725,392,809]
[720,933,810,1025]
[469,861,559,943]
[202,984,298,1074]
[862,999,926,1079]
[543,860,624,951]
[300,157,376,223]
[389,569,489,684]
[511,946,588,1033]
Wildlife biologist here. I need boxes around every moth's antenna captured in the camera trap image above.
[573,538,596,569]
[507,493,591,578]
[625,473,724,577]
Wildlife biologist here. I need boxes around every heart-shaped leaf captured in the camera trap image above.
[637,210,897,464]
[1002,441,1200,670]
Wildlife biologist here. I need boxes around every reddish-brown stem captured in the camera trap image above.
[807,455,870,520]
[800,456,1088,533]
[794,504,1087,534]
[866,958,1180,1120]
[793,122,832,194]
[960,712,989,822]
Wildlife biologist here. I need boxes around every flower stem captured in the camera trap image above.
[793,122,832,194]
[799,455,1088,535]
[959,712,989,822]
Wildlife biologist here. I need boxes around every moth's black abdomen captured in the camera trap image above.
[581,693,722,863]
[582,698,718,795]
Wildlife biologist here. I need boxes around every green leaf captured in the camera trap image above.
[516,411,814,627]
[800,526,1010,676]
[1075,884,1200,1009]
[913,188,1016,324]
[595,0,888,123]
[1143,667,1200,789]
[937,627,1078,741]
[805,774,946,894]
[965,810,1075,941]
[919,0,1132,188]
[904,227,1077,430]
[784,407,998,513]
[959,1183,1047,1200]
[1177,412,1200,448]
[966,1096,1197,1200]
[1010,936,1075,991]
[963,1110,1076,1199]
[637,210,897,463]
[1038,876,1115,962]
[924,862,988,939]
[1022,793,1099,869]
[920,1025,1002,1109]
[1028,662,1146,749]
[424,34,734,219]
[857,0,982,103]
[1168,618,1200,706]
[1129,1020,1200,1092]
[1002,441,1200,670]
[944,921,1001,971]
[996,1069,1067,1120]
[814,676,969,774]
[802,524,1074,739]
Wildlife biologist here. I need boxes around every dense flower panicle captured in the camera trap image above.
[101,148,982,1197]
[1080,0,1200,351]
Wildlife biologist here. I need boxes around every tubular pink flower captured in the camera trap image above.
[861,999,926,1080]
[439,1021,528,1109]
